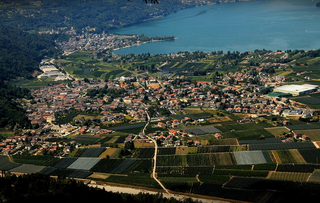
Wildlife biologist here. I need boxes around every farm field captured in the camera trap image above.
[217,122,275,140]
[55,158,77,169]
[41,167,57,175]
[91,159,124,173]
[308,171,320,183]
[184,125,221,136]
[186,153,236,166]
[249,142,316,151]
[81,147,106,157]
[133,148,154,158]
[99,148,121,159]
[124,159,152,173]
[239,138,282,145]
[133,142,154,148]
[72,135,101,145]
[68,170,93,179]
[0,156,21,170]
[156,166,214,175]
[268,172,311,182]
[110,159,136,174]
[234,151,268,165]
[210,138,239,145]
[10,164,45,174]
[298,149,320,163]
[158,147,176,155]
[106,136,120,144]
[265,127,290,136]
[287,124,320,131]
[276,164,320,173]
[67,157,101,170]
[187,147,198,154]
[159,176,198,184]
[213,169,269,177]
[89,172,110,180]
[12,155,60,166]
[272,149,307,164]
[105,173,161,189]
[60,51,130,80]
[175,146,189,155]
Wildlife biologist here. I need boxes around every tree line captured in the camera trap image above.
[0,173,199,203]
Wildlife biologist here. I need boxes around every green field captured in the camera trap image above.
[58,51,130,79]
[265,127,290,137]
[12,155,60,166]
[217,122,275,140]
[105,174,161,189]
[269,172,311,182]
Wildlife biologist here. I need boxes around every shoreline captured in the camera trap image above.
[112,37,176,53]
[109,0,256,55]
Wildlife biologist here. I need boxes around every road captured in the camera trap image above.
[88,183,228,203]
[142,110,171,195]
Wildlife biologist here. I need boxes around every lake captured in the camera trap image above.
[112,0,320,55]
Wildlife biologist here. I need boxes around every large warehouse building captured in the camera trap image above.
[273,84,319,96]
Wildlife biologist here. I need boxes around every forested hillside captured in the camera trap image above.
[0,81,31,130]
[0,0,191,33]
[0,26,60,80]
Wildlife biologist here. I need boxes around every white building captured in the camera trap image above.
[273,84,319,96]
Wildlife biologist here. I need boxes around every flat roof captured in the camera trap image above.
[274,84,318,93]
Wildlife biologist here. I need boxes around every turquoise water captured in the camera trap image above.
[113,0,320,55]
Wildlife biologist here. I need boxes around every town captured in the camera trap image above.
[2,49,320,157]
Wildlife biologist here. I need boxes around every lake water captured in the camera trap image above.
[113,0,320,55]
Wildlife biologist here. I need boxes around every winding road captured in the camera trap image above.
[142,110,171,195]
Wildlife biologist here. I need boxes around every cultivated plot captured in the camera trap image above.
[90,159,124,173]
[287,124,320,131]
[67,158,101,170]
[0,155,21,170]
[276,164,320,173]
[10,164,45,174]
[81,147,106,157]
[99,148,121,159]
[110,159,136,174]
[234,151,267,165]
[55,158,77,169]
[249,142,315,151]
[239,138,282,145]
[41,167,57,175]
[299,149,320,163]
[268,172,311,182]
[308,171,320,183]
[68,170,93,179]
[265,127,290,137]
[185,125,221,135]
